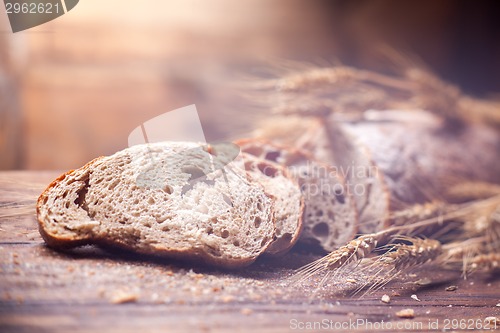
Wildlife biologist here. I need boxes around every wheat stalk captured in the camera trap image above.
[447,181,500,202]
[293,196,500,293]
[246,58,500,130]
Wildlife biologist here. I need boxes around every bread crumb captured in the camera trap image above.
[496,303,500,307]
[240,308,253,315]
[445,285,458,291]
[485,317,500,325]
[346,278,357,283]
[110,290,138,304]
[391,291,401,297]
[411,294,420,302]
[396,308,415,318]
[381,294,390,304]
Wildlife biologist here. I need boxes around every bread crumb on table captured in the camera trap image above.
[411,294,420,302]
[110,290,138,304]
[445,285,458,291]
[381,294,391,304]
[396,308,415,318]
[414,278,432,286]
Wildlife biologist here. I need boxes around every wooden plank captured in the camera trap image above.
[1,172,499,332]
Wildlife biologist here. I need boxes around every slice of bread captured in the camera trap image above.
[37,142,276,268]
[240,152,304,256]
[237,139,358,252]
[323,118,391,234]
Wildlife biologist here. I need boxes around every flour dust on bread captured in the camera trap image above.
[37,142,276,268]
[240,152,304,255]
[237,139,358,252]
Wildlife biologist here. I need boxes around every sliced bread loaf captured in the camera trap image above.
[37,142,276,268]
[240,152,304,255]
[237,139,358,252]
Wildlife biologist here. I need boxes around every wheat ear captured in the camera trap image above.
[379,238,442,270]
[352,237,442,295]
[294,196,500,287]
[294,234,380,283]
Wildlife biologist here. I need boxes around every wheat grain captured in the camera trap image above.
[325,235,379,269]
[379,238,442,270]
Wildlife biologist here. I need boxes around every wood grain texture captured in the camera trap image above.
[1,172,499,333]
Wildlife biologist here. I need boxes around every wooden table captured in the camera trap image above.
[1,171,499,332]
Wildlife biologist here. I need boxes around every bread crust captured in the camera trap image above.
[36,146,277,269]
[37,156,105,249]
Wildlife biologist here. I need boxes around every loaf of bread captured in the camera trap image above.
[252,116,389,235]
[37,142,278,268]
[255,109,500,236]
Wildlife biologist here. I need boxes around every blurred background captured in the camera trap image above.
[1,0,499,170]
